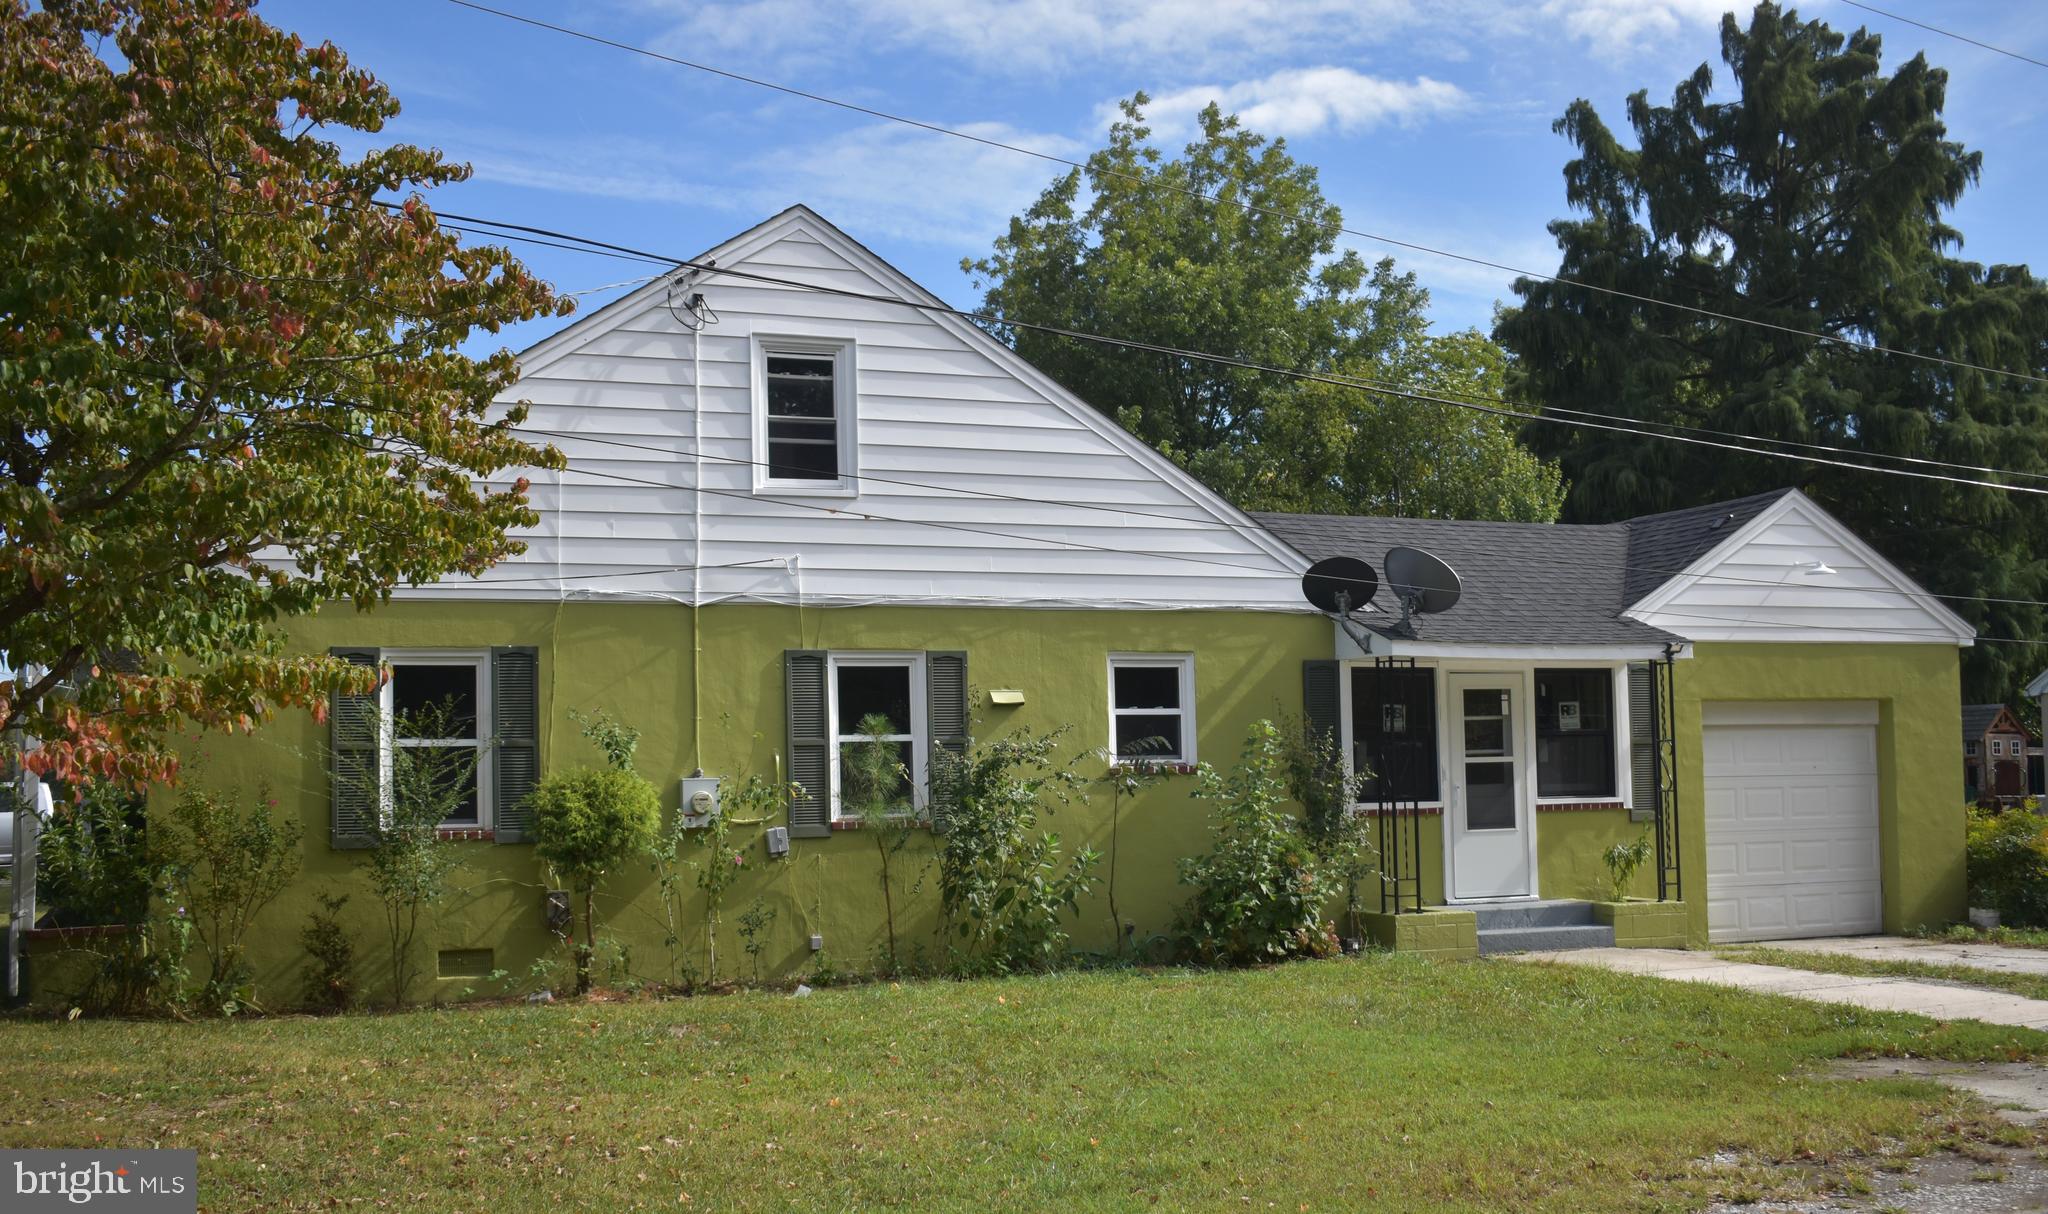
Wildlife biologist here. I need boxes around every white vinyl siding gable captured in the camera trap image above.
[1627,491,1975,645]
[421,207,1308,611]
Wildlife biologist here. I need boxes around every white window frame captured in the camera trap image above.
[380,650,493,830]
[1531,665,1628,804]
[826,651,927,821]
[751,334,859,497]
[1107,653,1197,766]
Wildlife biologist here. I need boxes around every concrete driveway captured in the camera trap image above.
[1521,947,2048,1030]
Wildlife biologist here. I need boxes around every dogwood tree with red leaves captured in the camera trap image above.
[0,0,570,785]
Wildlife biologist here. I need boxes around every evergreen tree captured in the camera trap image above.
[1496,3,2048,696]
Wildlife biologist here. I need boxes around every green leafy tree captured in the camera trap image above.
[1495,3,2048,696]
[967,94,1561,522]
[0,0,570,786]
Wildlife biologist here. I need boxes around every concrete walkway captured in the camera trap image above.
[1741,933,2048,978]
[1524,948,2048,1030]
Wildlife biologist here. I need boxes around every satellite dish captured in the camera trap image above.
[1301,556,1377,616]
[1384,546,1462,620]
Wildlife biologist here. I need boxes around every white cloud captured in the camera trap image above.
[739,121,1084,247]
[1535,0,1733,58]
[638,0,1428,76]
[1127,67,1468,141]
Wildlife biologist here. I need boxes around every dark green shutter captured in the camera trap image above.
[1303,660,1341,747]
[785,650,831,838]
[492,646,541,843]
[926,652,969,833]
[329,647,381,850]
[1627,662,1657,822]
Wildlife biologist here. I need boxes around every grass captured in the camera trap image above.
[1719,946,2048,1003]
[1913,922,2048,951]
[2,957,2046,1212]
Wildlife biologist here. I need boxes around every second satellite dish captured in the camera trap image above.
[1300,556,1377,615]
[1384,546,1462,616]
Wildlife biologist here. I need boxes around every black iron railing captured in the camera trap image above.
[1652,645,1682,902]
[1373,656,1428,914]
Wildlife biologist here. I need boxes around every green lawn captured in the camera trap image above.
[1722,945,2048,1003]
[1,956,2044,1212]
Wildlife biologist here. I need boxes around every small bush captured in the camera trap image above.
[530,766,661,994]
[1602,830,1653,903]
[1177,721,1340,966]
[299,893,356,1011]
[932,725,1099,975]
[1966,802,2048,927]
[156,784,301,1012]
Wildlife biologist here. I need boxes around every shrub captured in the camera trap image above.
[1602,830,1654,903]
[299,893,356,1011]
[530,766,661,993]
[845,713,925,974]
[1966,802,2048,927]
[1275,714,1373,939]
[1177,720,1340,966]
[37,782,188,1014]
[350,700,471,1008]
[932,725,1099,974]
[155,784,301,1012]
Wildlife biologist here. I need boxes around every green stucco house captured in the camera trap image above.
[18,206,1977,1001]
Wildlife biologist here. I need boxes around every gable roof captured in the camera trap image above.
[1621,489,1795,606]
[1253,511,1682,649]
[1255,487,1975,651]
[1963,703,2027,743]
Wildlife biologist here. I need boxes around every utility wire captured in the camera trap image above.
[399,200,2048,498]
[441,0,2048,390]
[1838,0,2048,71]
[435,202,2048,488]
[513,426,2048,614]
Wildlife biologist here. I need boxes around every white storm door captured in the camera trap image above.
[1448,675,1535,901]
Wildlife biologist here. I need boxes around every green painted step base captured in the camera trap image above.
[1362,909,1479,960]
[1593,899,1689,947]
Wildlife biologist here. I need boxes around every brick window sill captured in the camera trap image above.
[437,827,496,842]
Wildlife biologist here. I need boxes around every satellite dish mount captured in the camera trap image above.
[1383,546,1463,634]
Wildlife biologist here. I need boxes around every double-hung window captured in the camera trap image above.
[384,653,491,826]
[1109,655,1196,764]
[829,653,926,820]
[754,337,856,494]
[1534,668,1617,800]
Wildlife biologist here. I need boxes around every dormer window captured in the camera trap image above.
[753,336,856,495]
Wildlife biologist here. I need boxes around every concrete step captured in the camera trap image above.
[1469,899,1599,931]
[1477,923,1617,956]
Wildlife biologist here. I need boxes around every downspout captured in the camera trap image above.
[690,317,706,777]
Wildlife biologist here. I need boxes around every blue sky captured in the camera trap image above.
[263,0,2048,353]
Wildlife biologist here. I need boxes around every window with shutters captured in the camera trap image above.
[382,651,492,827]
[1108,654,1196,765]
[1534,668,1618,800]
[752,336,856,494]
[828,652,927,820]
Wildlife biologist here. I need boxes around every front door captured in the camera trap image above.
[1447,675,1534,901]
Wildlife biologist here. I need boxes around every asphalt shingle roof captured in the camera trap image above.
[1963,703,2014,743]
[1253,489,1800,649]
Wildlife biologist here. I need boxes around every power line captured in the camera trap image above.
[433,200,2048,489]
[409,201,2048,498]
[441,0,2048,390]
[1838,0,2048,71]
[514,426,2048,614]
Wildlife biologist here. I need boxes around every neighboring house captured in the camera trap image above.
[1962,703,2032,803]
[21,207,1977,1001]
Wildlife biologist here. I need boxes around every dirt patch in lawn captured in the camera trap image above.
[1695,1060,2048,1212]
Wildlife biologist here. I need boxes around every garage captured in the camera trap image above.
[1703,702,1882,942]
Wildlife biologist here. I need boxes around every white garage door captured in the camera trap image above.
[1703,702,1882,942]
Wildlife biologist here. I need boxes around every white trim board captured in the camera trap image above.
[1626,490,1974,646]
